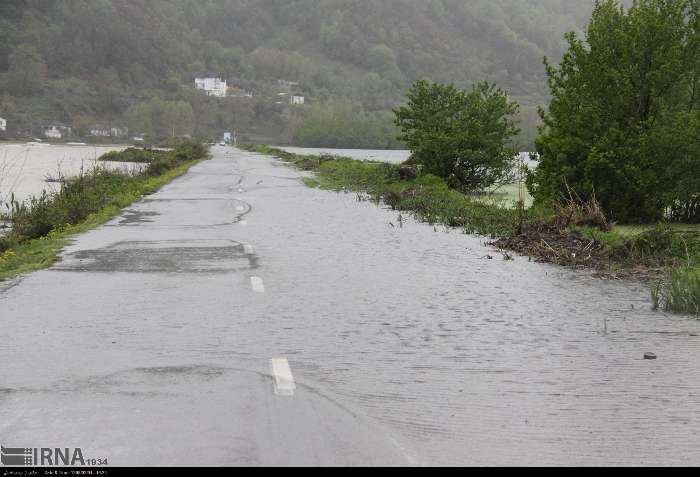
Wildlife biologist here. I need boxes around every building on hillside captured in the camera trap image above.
[0,117,6,132]
[290,94,305,105]
[42,124,72,140]
[194,77,227,98]
[90,125,129,138]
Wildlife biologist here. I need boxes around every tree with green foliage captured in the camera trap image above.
[290,99,402,149]
[394,80,521,192]
[125,98,195,139]
[7,44,47,96]
[529,0,700,223]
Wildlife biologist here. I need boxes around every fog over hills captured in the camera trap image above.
[0,0,595,144]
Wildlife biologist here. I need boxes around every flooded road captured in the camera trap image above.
[1,146,699,466]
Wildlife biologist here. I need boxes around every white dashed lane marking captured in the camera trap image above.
[270,358,296,396]
[250,276,265,293]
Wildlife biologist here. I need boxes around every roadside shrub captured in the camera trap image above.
[530,0,700,222]
[146,157,177,177]
[146,140,207,177]
[653,268,700,316]
[2,142,208,246]
[100,148,163,163]
[619,225,698,267]
[172,141,208,162]
[394,80,521,193]
[8,167,132,241]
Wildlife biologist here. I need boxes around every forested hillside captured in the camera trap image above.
[0,0,594,145]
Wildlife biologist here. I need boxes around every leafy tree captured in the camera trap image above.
[164,101,195,137]
[529,0,700,223]
[394,80,521,191]
[7,44,47,96]
[291,101,401,149]
[126,98,194,138]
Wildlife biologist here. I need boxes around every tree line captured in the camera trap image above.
[0,0,592,143]
[396,0,699,223]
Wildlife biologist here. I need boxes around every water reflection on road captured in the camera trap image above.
[0,147,698,466]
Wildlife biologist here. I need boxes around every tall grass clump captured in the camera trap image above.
[99,148,167,163]
[5,167,134,244]
[653,268,700,316]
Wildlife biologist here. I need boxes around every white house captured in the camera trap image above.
[195,77,227,98]
[290,94,305,105]
[0,117,6,132]
[90,125,128,138]
[42,124,72,140]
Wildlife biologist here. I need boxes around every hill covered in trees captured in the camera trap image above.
[0,0,595,146]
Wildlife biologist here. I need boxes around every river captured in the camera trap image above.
[0,143,141,204]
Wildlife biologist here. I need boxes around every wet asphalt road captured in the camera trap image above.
[1,146,700,466]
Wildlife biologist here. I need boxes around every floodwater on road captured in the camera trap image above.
[0,143,138,204]
[0,146,698,466]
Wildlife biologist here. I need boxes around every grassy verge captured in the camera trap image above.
[652,268,700,315]
[242,144,700,317]
[0,141,209,281]
[99,147,168,163]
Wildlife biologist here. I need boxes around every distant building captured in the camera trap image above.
[90,125,129,138]
[0,117,6,132]
[195,77,227,98]
[42,124,72,140]
[290,94,305,105]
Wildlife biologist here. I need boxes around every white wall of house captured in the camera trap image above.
[0,117,6,132]
[44,128,63,139]
[290,95,305,105]
[195,77,227,98]
[42,126,71,139]
[90,126,128,138]
[90,129,111,137]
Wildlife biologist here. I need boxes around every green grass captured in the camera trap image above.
[301,177,320,188]
[476,182,534,209]
[653,268,700,316]
[577,223,700,268]
[0,145,207,281]
[99,147,168,163]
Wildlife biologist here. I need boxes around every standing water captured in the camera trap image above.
[0,143,140,204]
[0,147,697,465]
